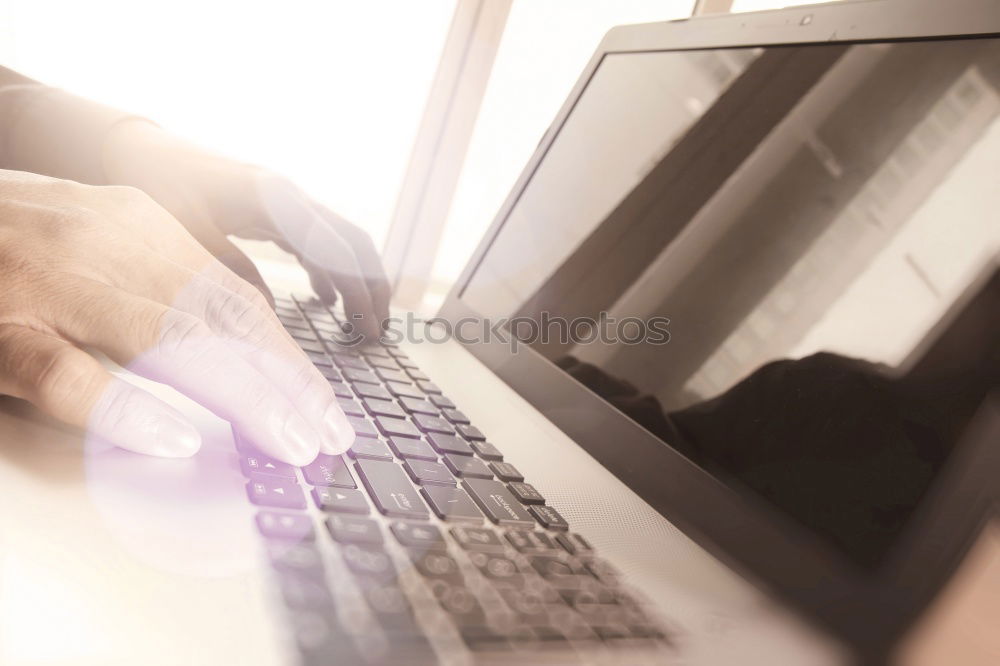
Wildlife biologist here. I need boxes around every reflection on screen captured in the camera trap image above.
[462,39,1000,567]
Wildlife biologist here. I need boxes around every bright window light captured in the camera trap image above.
[0,0,456,250]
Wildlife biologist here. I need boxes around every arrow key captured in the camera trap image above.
[239,453,295,479]
[390,522,446,549]
[312,487,370,514]
[247,478,306,510]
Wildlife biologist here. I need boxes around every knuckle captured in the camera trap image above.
[91,381,137,434]
[105,185,154,208]
[213,288,264,344]
[156,310,212,357]
[33,346,98,415]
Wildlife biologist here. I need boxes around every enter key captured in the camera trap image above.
[462,478,535,527]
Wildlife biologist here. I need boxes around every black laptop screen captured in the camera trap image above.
[460,39,1000,569]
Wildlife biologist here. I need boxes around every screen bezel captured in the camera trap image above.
[438,0,1000,658]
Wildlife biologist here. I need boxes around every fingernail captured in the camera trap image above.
[150,412,202,458]
[280,412,321,466]
[321,402,356,454]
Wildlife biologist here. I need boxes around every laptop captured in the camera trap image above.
[1,0,998,664]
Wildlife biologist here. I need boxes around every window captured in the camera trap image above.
[0,0,456,251]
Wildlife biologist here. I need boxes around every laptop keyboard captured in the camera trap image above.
[238,295,671,664]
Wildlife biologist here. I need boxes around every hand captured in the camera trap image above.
[0,170,354,463]
[103,121,391,338]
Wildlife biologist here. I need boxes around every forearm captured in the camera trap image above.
[0,65,150,184]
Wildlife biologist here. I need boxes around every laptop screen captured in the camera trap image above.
[459,38,1000,569]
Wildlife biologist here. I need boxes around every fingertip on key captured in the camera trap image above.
[321,402,356,454]
[277,411,322,466]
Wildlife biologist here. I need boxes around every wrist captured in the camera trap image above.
[102,119,175,187]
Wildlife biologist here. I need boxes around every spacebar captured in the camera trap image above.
[355,459,429,518]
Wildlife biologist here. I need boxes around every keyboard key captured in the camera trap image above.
[347,416,378,438]
[374,415,422,439]
[359,345,391,359]
[296,339,326,354]
[332,353,368,370]
[268,542,323,574]
[247,478,306,510]
[505,530,561,553]
[409,550,463,581]
[593,625,632,642]
[490,461,524,482]
[451,526,504,551]
[390,522,446,550]
[256,511,314,541]
[498,588,552,625]
[366,355,402,371]
[467,552,520,580]
[471,441,503,461]
[508,482,544,504]
[530,505,569,531]
[375,367,409,383]
[443,453,493,479]
[462,479,535,527]
[429,394,456,409]
[311,322,341,337]
[399,396,438,415]
[277,571,333,610]
[355,459,429,519]
[404,367,430,381]
[386,347,408,359]
[342,544,396,579]
[387,436,437,461]
[457,424,486,441]
[362,397,406,419]
[416,380,442,394]
[336,396,365,417]
[442,408,470,424]
[388,383,424,399]
[282,321,313,336]
[343,367,380,385]
[318,365,343,381]
[432,579,485,617]
[584,559,620,585]
[428,433,474,456]
[326,514,383,545]
[421,485,484,522]
[313,487,370,514]
[403,459,456,486]
[458,625,508,652]
[531,531,560,551]
[330,382,355,399]
[556,533,593,556]
[353,383,393,401]
[306,351,333,367]
[412,413,456,435]
[529,555,586,580]
[302,454,356,488]
[355,577,424,640]
[347,438,393,461]
[239,453,295,479]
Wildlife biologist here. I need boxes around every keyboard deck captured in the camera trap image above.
[239,295,672,664]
